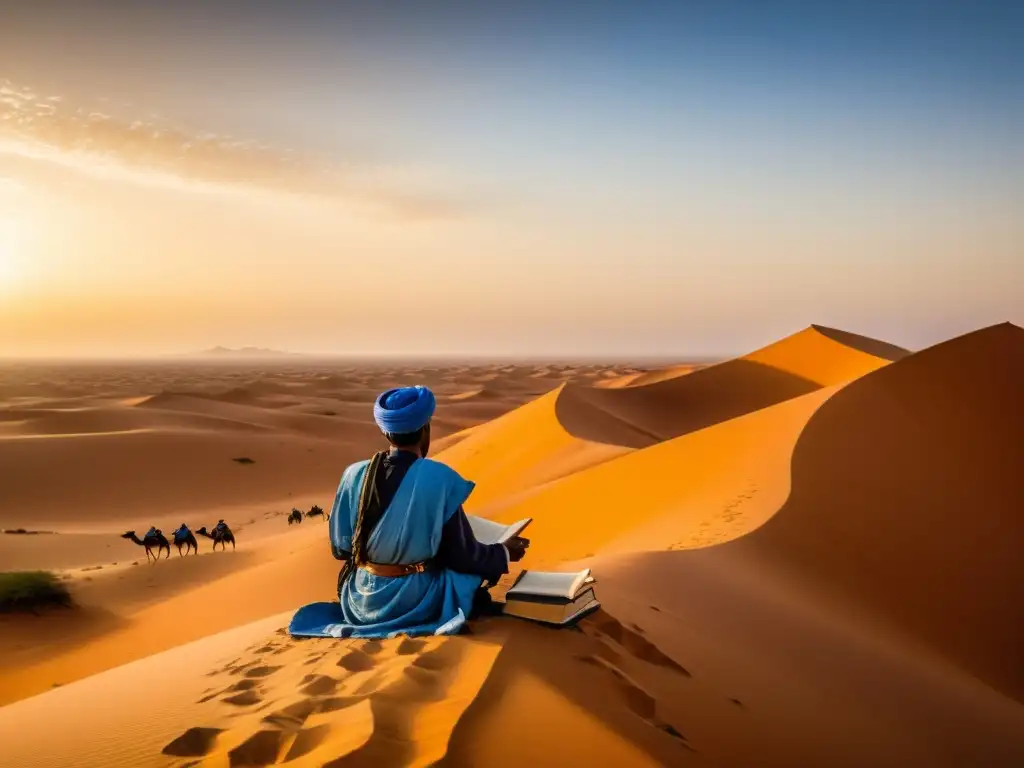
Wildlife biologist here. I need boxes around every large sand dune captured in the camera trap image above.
[731,322,1024,701]
[2,326,1022,767]
[555,324,907,448]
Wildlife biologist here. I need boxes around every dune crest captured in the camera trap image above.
[554,325,904,448]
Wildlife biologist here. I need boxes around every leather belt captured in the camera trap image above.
[359,560,434,577]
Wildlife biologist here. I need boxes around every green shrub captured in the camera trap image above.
[0,571,73,613]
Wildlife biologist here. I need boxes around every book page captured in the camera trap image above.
[507,568,592,600]
[467,515,532,545]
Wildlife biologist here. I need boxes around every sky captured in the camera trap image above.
[0,0,1021,358]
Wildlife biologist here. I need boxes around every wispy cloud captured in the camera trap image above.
[0,79,466,220]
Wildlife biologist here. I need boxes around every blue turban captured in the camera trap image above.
[373,386,436,435]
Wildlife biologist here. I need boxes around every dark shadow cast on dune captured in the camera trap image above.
[810,324,910,362]
[733,322,1024,703]
[439,614,697,766]
[555,359,821,448]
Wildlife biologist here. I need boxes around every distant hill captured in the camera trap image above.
[193,346,300,358]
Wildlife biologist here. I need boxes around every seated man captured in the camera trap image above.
[145,525,160,540]
[289,385,527,639]
[172,523,190,542]
[213,519,228,535]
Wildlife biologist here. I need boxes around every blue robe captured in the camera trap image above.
[288,458,484,639]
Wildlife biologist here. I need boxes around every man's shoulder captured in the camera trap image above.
[342,458,372,476]
[415,459,473,491]
[417,458,465,478]
[337,459,371,490]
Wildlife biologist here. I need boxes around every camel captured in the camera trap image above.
[307,505,328,522]
[288,509,303,525]
[172,527,199,556]
[121,530,171,562]
[196,523,236,551]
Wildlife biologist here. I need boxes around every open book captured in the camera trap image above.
[507,568,594,600]
[502,568,600,626]
[467,514,532,546]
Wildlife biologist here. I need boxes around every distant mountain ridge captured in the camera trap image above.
[195,346,299,357]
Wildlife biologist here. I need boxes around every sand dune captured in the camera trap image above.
[599,363,702,388]
[0,362,643,529]
[3,326,1022,767]
[730,322,1024,701]
[452,387,836,562]
[555,325,904,448]
[436,388,633,511]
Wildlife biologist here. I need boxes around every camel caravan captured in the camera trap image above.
[121,505,326,563]
[120,520,235,562]
[288,505,329,525]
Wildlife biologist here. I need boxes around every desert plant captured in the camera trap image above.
[0,571,73,613]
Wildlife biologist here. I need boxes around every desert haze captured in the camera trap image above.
[0,322,1021,767]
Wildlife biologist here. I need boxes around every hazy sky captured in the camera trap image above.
[1,1,1021,357]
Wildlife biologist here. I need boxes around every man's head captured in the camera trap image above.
[374,386,436,457]
[384,421,432,457]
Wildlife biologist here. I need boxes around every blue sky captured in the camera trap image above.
[0,1,1020,356]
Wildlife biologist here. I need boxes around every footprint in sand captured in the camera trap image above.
[223,690,262,706]
[575,654,694,752]
[196,678,259,704]
[261,699,319,731]
[227,730,285,766]
[583,613,691,678]
[282,723,333,762]
[337,650,376,672]
[299,674,339,696]
[244,665,282,679]
[396,637,427,655]
[173,633,483,767]
[359,639,384,655]
[161,727,224,758]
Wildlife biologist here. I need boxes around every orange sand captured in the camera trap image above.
[1,327,1022,767]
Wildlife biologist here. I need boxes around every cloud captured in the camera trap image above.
[0,79,467,221]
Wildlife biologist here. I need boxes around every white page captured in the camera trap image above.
[507,568,592,600]
[467,515,532,545]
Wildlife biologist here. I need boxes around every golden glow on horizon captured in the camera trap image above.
[0,215,27,291]
[0,71,1019,357]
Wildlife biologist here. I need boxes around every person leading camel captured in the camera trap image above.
[289,385,528,639]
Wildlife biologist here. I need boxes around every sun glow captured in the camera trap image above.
[0,216,27,291]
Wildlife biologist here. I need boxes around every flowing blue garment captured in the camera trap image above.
[288,458,484,639]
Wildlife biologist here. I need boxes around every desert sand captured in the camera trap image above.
[1,325,1022,767]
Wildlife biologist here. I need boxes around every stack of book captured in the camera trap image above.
[502,568,600,627]
[465,513,600,626]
